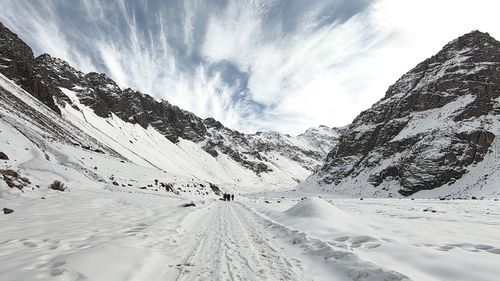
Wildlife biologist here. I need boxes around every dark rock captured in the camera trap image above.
[0,23,60,114]
[3,208,14,214]
[49,180,65,191]
[208,183,221,195]
[0,152,8,160]
[180,202,196,207]
[1,169,30,190]
[1,169,19,178]
[112,181,119,186]
[312,31,500,196]
[164,183,174,192]
[471,196,478,200]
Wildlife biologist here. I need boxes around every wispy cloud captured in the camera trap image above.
[1,0,499,134]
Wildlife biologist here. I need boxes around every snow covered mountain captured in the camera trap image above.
[0,21,339,192]
[303,31,500,198]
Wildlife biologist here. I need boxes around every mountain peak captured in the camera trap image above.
[307,30,500,197]
[36,53,53,60]
[441,30,500,54]
[452,30,495,44]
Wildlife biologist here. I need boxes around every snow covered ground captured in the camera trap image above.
[247,196,500,281]
[2,181,500,281]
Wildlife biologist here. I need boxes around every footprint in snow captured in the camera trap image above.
[475,244,494,250]
[52,261,66,268]
[438,245,454,251]
[334,236,350,242]
[487,248,500,254]
[50,268,66,276]
[23,241,37,248]
[364,243,381,249]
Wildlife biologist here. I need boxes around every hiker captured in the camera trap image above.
[223,193,227,201]
[231,194,234,201]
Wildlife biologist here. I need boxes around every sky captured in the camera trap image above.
[1,0,499,134]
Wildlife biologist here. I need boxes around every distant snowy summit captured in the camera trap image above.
[304,30,500,198]
[0,21,339,190]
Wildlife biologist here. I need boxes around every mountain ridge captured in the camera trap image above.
[0,20,340,191]
[303,30,500,198]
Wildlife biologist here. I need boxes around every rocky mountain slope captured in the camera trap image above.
[304,31,500,198]
[0,21,339,191]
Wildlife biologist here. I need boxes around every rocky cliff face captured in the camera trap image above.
[34,53,208,144]
[33,52,339,175]
[0,22,60,114]
[307,31,500,196]
[0,21,338,180]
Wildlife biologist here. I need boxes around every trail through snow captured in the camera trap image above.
[173,202,311,281]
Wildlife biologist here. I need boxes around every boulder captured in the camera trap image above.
[0,152,8,160]
[180,202,196,207]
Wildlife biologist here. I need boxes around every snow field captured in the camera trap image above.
[248,196,500,281]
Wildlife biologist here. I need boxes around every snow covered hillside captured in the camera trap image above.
[303,31,500,198]
[0,73,218,196]
[0,21,340,192]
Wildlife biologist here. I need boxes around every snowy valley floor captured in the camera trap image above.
[1,187,500,281]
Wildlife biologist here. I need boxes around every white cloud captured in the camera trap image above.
[1,0,500,135]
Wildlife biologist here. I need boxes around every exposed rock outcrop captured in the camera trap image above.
[308,31,500,196]
[0,22,60,114]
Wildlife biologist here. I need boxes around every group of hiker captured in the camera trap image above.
[222,193,234,201]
